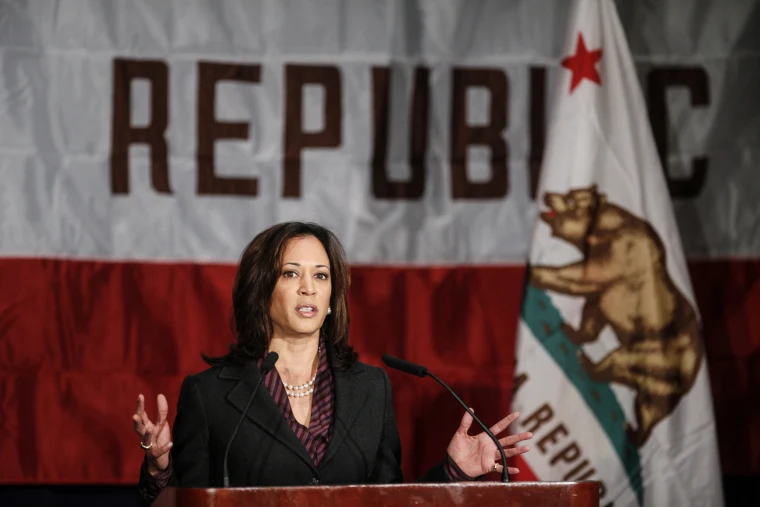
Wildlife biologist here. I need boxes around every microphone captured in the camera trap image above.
[382,353,511,483]
[223,351,279,487]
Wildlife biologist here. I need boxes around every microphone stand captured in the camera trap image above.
[426,371,510,483]
[381,354,510,482]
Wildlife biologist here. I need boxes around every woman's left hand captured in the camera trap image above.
[446,410,533,478]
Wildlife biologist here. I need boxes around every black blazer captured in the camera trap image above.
[150,359,447,491]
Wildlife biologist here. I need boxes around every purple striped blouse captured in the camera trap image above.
[261,338,334,467]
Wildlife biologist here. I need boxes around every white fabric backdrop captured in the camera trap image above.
[0,0,757,263]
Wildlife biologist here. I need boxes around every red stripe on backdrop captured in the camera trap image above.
[0,258,758,483]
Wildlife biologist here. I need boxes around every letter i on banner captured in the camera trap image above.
[510,1,723,506]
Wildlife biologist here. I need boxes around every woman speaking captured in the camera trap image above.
[132,222,533,504]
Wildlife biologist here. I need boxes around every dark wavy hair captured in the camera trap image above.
[202,221,358,371]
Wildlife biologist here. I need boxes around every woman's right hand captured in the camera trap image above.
[133,394,173,475]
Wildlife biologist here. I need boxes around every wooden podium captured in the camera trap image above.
[154,482,600,506]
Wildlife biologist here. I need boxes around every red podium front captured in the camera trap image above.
[154,482,600,507]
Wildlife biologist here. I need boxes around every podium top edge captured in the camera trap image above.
[171,481,601,492]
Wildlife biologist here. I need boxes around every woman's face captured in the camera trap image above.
[269,235,332,341]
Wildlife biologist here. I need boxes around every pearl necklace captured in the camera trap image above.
[279,344,320,398]
[283,372,317,398]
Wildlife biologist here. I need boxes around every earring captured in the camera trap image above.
[327,307,332,315]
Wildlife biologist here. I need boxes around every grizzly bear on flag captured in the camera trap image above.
[529,185,703,447]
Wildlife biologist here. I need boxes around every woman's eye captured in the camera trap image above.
[316,273,329,280]
[283,270,297,278]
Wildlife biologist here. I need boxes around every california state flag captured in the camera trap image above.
[510,0,723,506]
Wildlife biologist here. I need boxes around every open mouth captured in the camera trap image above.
[296,305,318,317]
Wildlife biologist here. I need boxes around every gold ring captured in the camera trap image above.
[493,462,498,472]
[141,441,153,450]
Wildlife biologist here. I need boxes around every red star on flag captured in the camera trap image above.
[561,32,602,93]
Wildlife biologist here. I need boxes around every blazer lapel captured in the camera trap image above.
[221,363,317,472]
[319,363,370,469]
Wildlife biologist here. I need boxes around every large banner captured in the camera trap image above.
[1,0,758,263]
[0,0,757,486]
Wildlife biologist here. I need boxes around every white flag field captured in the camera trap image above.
[511,1,723,506]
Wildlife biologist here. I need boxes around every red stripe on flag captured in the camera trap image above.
[0,258,758,483]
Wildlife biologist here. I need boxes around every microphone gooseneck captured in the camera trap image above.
[381,353,511,482]
[223,351,279,487]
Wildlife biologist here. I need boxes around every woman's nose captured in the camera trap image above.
[299,278,316,295]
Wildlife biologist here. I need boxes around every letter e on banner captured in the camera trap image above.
[197,62,261,196]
